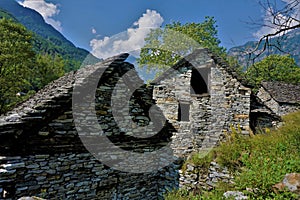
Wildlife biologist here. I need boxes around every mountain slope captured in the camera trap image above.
[0,0,98,71]
[228,28,300,67]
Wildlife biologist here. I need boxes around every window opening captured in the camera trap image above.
[178,103,190,121]
[190,68,209,95]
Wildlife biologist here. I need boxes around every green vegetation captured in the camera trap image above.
[0,8,17,21]
[0,4,99,114]
[0,18,66,114]
[0,18,35,113]
[138,17,226,76]
[245,54,300,90]
[30,32,98,72]
[0,1,99,72]
[31,54,65,90]
[165,111,300,199]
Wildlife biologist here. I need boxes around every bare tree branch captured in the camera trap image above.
[246,0,300,65]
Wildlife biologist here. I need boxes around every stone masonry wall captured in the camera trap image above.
[211,59,251,136]
[179,161,234,192]
[0,153,180,199]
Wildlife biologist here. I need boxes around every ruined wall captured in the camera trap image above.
[152,63,209,157]
[179,161,234,191]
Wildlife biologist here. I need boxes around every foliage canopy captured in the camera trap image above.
[245,54,300,90]
[137,17,226,75]
[0,18,66,114]
[0,18,35,113]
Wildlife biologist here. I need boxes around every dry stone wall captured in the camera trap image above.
[0,153,180,199]
[179,162,234,191]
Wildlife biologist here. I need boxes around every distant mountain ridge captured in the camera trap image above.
[228,28,300,67]
[0,0,99,71]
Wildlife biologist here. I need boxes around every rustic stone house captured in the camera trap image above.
[0,48,253,199]
[152,48,252,156]
[250,81,300,132]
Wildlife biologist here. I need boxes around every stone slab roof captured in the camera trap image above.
[261,81,300,104]
[0,53,129,128]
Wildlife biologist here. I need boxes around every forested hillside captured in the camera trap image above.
[0,17,67,114]
[0,0,99,71]
[0,1,100,114]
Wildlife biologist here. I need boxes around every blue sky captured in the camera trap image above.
[18,0,290,59]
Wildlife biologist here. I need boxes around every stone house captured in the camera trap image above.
[152,48,252,156]
[250,81,300,131]
[0,48,253,199]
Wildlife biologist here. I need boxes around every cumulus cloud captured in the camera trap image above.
[18,0,62,32]
[253,0,300,39]
[90,9,164,59]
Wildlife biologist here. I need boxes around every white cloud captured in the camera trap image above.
[253,0,299,39]
[90,9,164,59]
[18,0,62,32]
[253,7,281,38]
[92,27,97,34]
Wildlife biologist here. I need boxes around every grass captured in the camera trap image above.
[165,111,300,199]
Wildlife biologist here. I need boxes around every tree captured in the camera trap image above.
[245,54,300,90]
[0,18,35,114]
[249,0,300,61]
[31,53,65,90]
[137,17,226,75]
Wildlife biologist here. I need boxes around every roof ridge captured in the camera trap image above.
[0,53,129,123]
[152,48,252,87]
